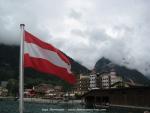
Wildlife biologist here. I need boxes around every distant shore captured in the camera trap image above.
[0,96,82,104]
[0,97,82,104]
[24,98,82,104]
[0,96,18,101]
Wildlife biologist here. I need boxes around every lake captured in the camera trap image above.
[0,100,147,113]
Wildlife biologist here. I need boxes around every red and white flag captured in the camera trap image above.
[24,31,76,84]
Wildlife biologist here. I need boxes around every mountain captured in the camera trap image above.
[61,52,90,75]
[0,44,90,89]
[1,44,149,88]
[94,57,150,86]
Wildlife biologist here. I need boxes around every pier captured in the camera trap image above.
[81,86,150,109]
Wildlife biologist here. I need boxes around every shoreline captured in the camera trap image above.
[0,97,82,104]
[24,98,82,104]
[0,96,18,101]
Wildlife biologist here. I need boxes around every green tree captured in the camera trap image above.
[7,79,18,96]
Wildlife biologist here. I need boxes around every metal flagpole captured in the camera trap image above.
[19,24,25,113]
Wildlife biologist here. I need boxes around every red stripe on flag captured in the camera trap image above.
[25,31,70,65]
[24,54,76,85]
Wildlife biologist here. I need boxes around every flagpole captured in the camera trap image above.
[19,24,25,113]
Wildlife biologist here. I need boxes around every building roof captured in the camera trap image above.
[34,84,53,93]
[81,86,150,98]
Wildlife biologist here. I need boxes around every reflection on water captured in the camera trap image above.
[0,100,147,113]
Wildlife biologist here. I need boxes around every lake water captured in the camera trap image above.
[0,100,147,113]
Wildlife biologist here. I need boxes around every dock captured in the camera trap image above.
[81,86,150,110]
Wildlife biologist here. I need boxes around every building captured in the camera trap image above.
[24,88,36,97]
[0,87,8,96]
[89,73,97,90]
[53,86,64,99]
[34,84,54,98]
[34,84,53,94]
[79,74,90,94]
[33,84,65,99]
[111,81,144,88]
[0,81,8,96]
[101,72,111,89]
[110,70,122,86]
[81,87,150,108]
[96,70,123,89]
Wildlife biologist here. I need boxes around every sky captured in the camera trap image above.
[0,0,150,76]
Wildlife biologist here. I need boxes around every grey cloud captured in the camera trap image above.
[71,29,85,37]
[0,0,150,77]
[87,29,109,42]
[69,9,82,20]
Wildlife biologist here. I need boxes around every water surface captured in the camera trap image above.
[0,100,147,113]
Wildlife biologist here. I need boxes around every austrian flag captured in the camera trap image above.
[24,31,76,84]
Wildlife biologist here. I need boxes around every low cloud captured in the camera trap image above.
[0,0,150,76]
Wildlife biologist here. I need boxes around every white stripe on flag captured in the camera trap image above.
[24,42,71,73]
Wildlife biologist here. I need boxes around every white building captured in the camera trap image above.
[101,73,110,89]
[101,70,122,89]
[89,74,98,90]
[110,71,122,87]
[89,69,123,89]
